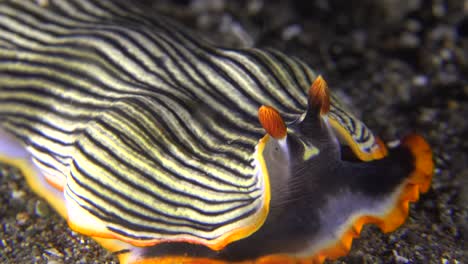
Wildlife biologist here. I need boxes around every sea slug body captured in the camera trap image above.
[0,1,433,263]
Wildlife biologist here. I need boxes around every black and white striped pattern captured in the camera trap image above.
[0,0,378,243]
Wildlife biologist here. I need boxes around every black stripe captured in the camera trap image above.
[0,68,257,178]
[3,110,87,145]
[0,0,277,239]
[69,160,228,231]
[2,111,256,208]
[0,85,110,112]
[293,57,314,87]
[78,131,260,206]
[69,158,258,228]
[268,49,307,108]
[250,48,304,109]
[0,98,93,122]
[65,185,189,236]
[73,3,262,126]
[106,95,257,181]
[358,124,371,144]
[330,106,357,133]
[152,18,305,116]
[104,202,258,240]
[0,11,180,94]
[102,203,259,241]
[8,0,266,146]
[4,4,197,100]
[152,21,286,118]
[1,120,73,162]
[31,156,64,176]
[97,109,258,189]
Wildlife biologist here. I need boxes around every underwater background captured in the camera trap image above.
[0,0,466,263]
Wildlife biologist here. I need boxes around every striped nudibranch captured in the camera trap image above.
[0,1,434,263]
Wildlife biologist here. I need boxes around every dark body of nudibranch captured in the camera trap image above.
[0,1,433,263]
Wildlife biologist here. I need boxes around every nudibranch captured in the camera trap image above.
[0,1,434,263]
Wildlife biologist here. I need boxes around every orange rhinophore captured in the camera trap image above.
[258,105,287,139]
[308,75,331,115]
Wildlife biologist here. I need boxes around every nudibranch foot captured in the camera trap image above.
[0,129,67,217]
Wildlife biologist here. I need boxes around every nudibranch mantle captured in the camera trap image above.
[0,1,434,263]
